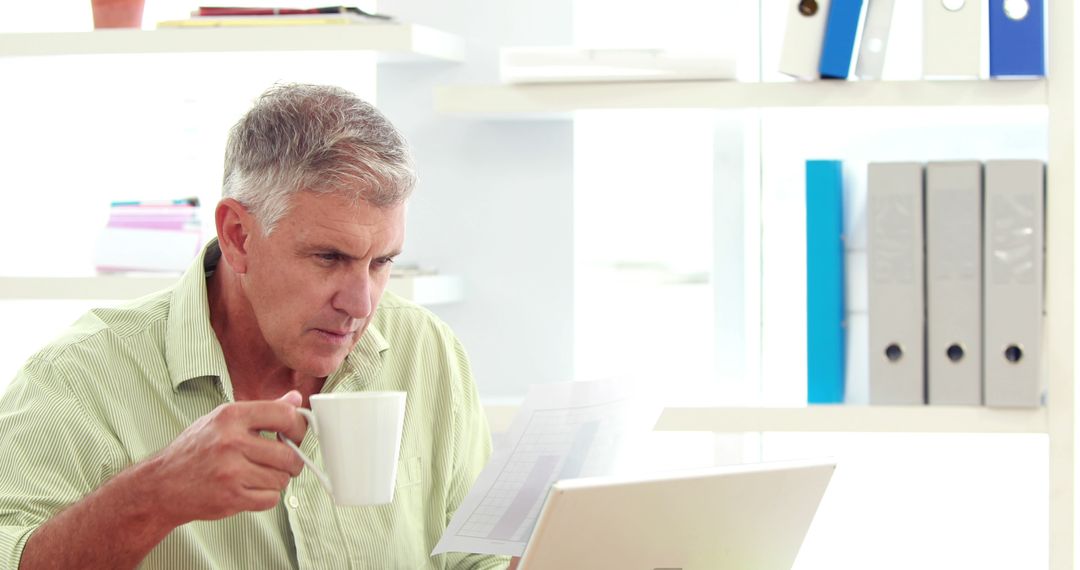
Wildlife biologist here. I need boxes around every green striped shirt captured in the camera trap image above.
[0,243,508,570]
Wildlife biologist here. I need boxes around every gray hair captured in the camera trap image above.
[222,83,416,234]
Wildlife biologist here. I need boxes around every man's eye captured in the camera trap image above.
[317,253,341,263]
[375,257,396,268]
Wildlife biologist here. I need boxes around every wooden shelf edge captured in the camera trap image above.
[483,403,1049,434]
[0,274,463,305]
[437,79,1048,116]
[654,405,1049,434]
[386,274,464,305]
[0,23,465,62]
[0,275,177,300]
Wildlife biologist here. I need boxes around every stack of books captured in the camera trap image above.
[156,6,392,28]
[94,198,204,274]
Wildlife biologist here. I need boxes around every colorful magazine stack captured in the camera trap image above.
[94,198,204,274]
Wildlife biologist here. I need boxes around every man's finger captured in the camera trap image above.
[241,436,305,476]
[241,464,293,493]
[230,400,307,442]
[242,488,288,512]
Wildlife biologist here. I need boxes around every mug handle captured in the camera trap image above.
[278,408,334,495]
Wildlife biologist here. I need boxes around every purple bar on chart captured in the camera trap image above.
[557,421,599,480]
[487,455,560,541]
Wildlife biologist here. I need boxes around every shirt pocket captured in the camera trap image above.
[347,455,430,570]
[396,455,423,490]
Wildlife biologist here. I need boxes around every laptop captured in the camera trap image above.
[517,459,835,570]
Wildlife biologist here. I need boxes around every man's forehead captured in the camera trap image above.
[281,194,405,251]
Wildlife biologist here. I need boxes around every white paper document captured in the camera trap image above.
[433,379,659,557]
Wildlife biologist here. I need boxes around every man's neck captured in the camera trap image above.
[206,262,326,406]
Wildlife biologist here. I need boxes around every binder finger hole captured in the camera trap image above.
[946,344,965,362]
[798,0,818,17]
[1004,0,1030,21]
[1004,345,1024,363]
[885,343,904,362]
[941,0,966,12]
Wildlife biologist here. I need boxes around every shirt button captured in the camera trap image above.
[288,495,300,509]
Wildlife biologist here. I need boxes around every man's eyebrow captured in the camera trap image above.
[301,243,402,260]
[300,243,354,257]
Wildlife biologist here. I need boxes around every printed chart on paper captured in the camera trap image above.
[433,380,657,557]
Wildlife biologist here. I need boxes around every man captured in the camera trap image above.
[0,84,511,569]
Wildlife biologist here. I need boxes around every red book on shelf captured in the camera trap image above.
[196,6,390,19]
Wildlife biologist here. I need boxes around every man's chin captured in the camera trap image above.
[297,354,349,379]
[288,339,356,378]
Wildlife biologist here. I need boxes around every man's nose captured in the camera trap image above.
[333,269,374,320]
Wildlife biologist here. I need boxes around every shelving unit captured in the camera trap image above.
[1,3,1074,567]
[0,23,465,62]
[450,3,1077,568]
[0,274,464,306]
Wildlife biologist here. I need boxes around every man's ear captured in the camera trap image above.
[215,198,257,275]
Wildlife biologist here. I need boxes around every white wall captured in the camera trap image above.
[377,0,575,397]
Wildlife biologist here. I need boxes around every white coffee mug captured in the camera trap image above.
[280,391,407,506]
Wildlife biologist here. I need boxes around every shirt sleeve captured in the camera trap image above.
[0,357,127,568]
[441,336,511,570]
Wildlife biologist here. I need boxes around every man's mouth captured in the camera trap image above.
[313,328,355,345]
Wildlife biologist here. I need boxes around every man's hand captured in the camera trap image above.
[19,390,310,569]
[146,390,309,525]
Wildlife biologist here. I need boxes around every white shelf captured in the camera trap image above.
[0,23,465,62]
[651,405,1048,434]
[0,274,464,306]
[482,404,1048,435]
[437,79,1047,117]
[386,274,463,306]
[0,275,176,300]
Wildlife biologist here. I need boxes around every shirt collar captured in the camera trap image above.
[165,238,392,396]
[165,239,233,395]
[326,318,390,392]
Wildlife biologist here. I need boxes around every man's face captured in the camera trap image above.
[240,191,405,378]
